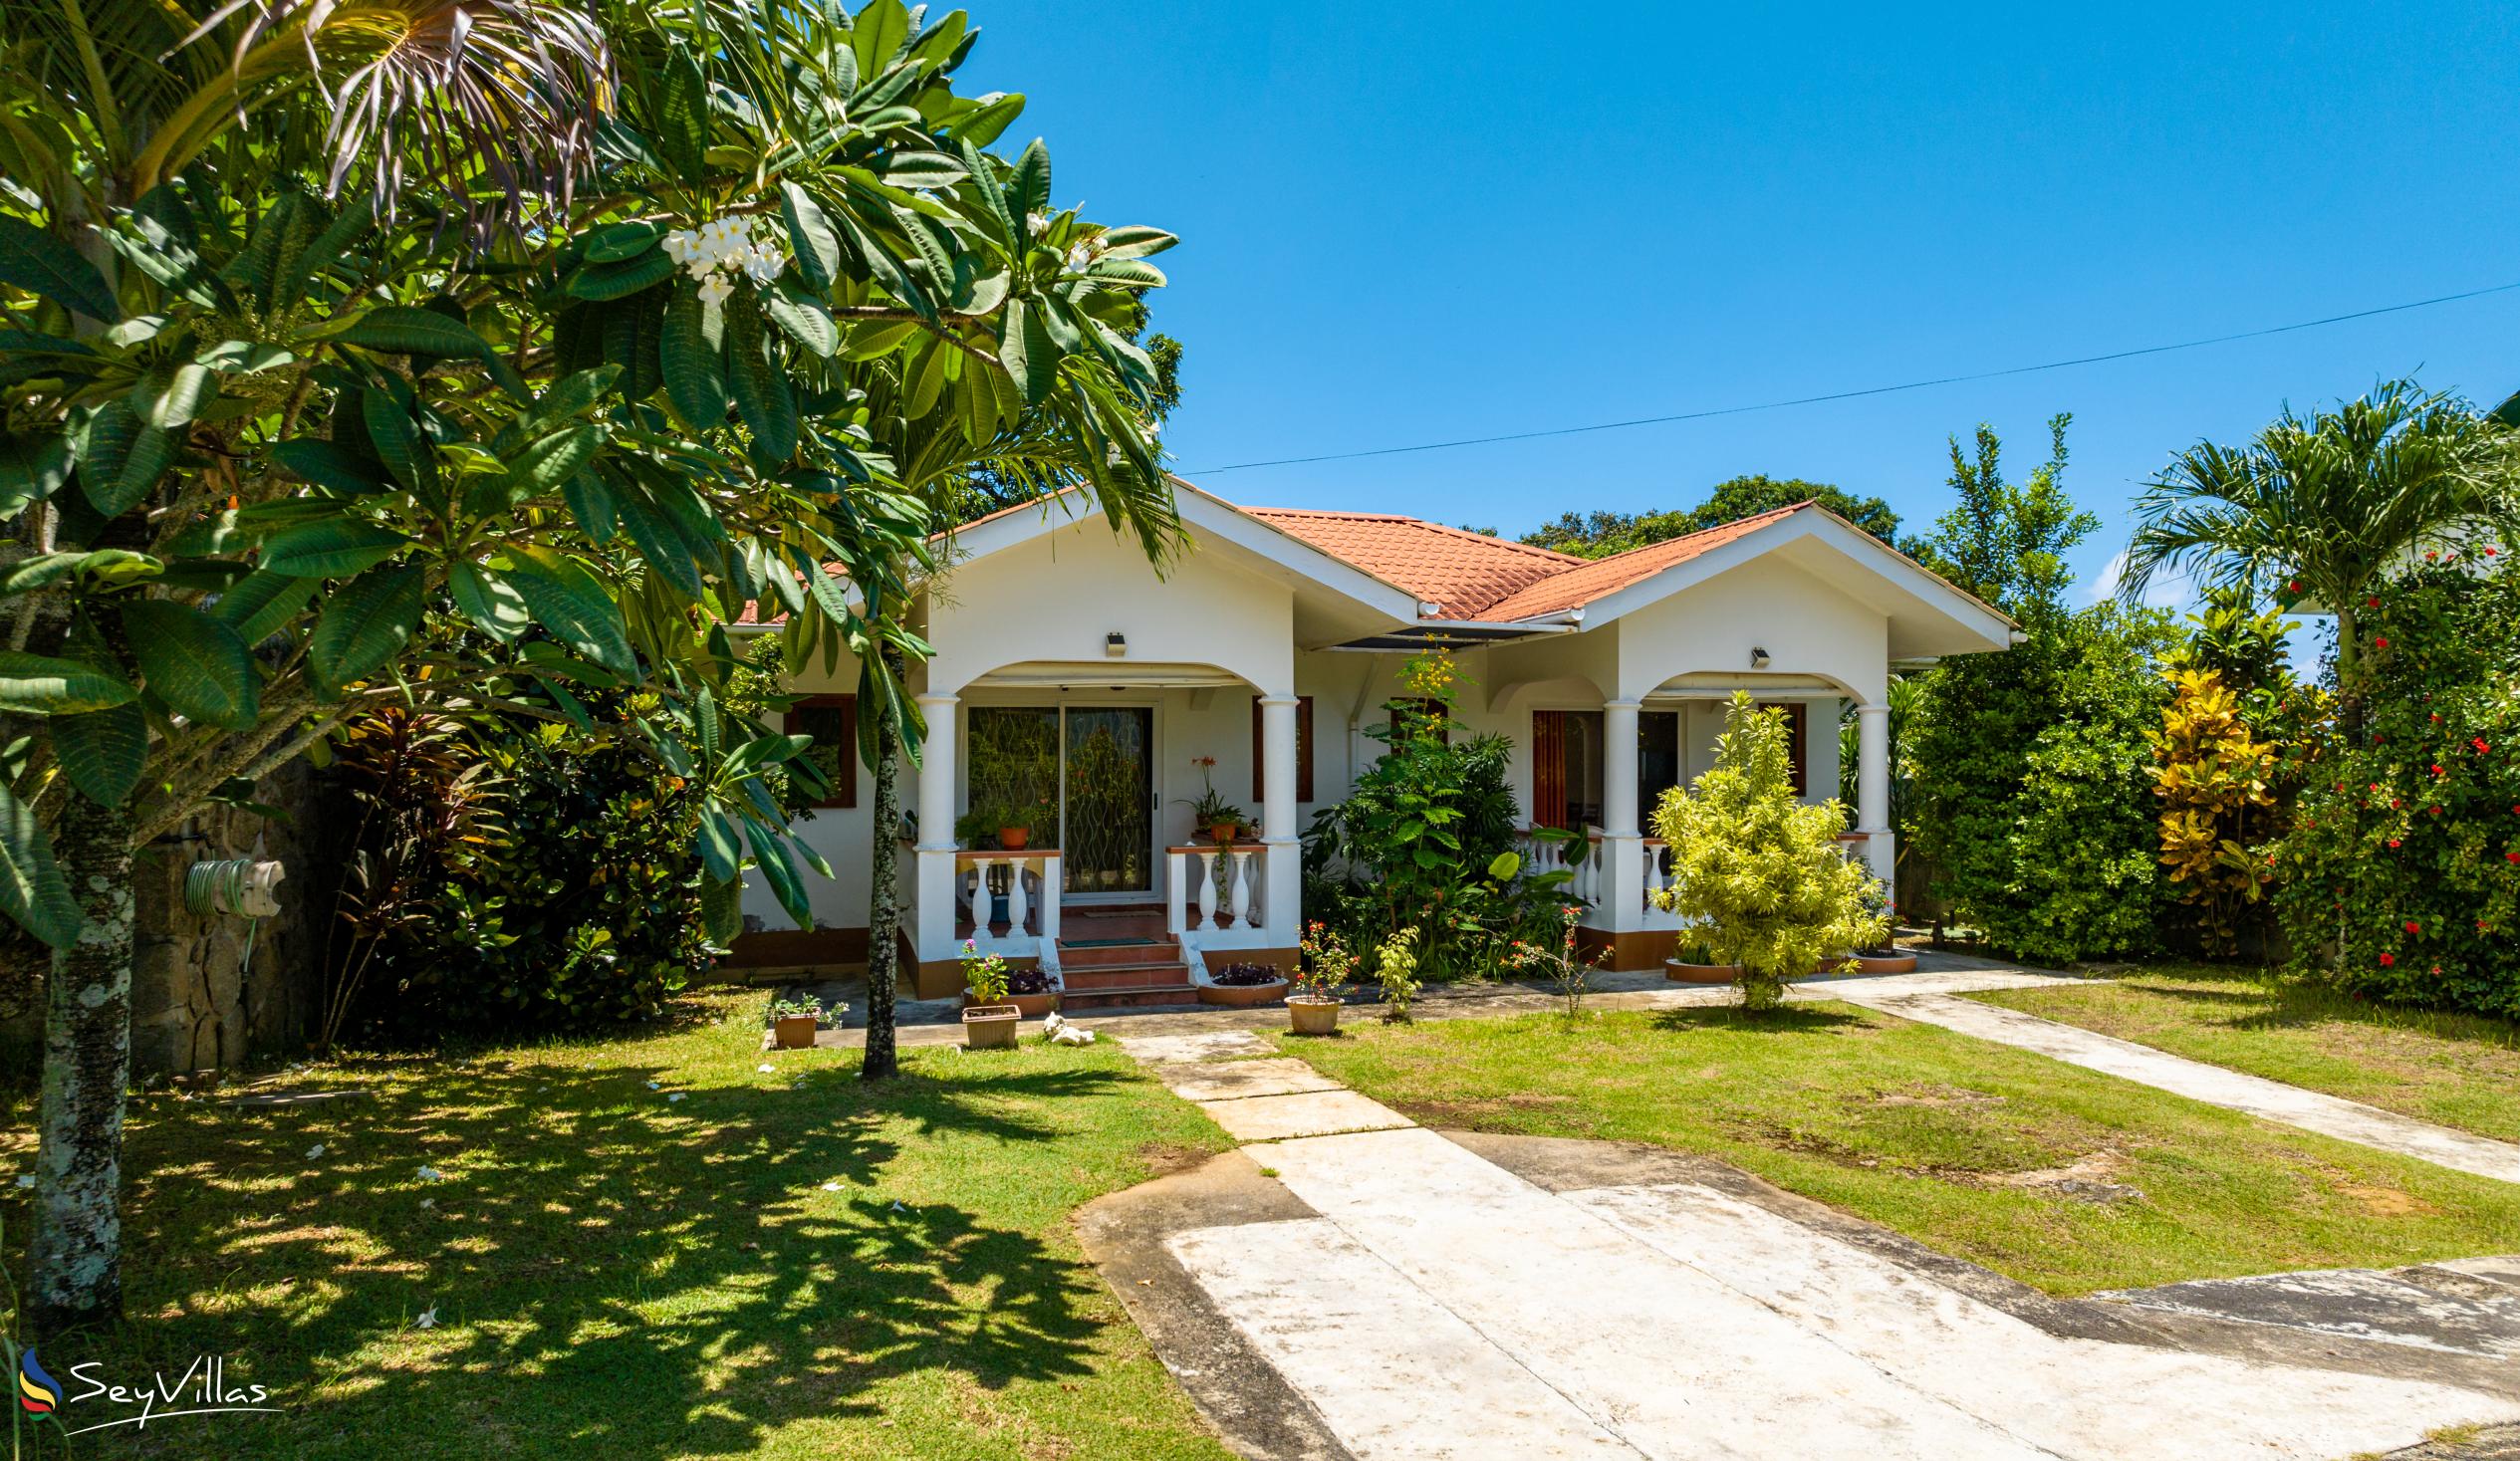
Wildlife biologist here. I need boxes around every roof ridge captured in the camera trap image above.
[1532,500,1813,578]
[1245,506,1585,566]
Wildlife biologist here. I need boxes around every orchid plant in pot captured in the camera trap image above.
[960,941,1022,1050]
[1178,756,1252,843]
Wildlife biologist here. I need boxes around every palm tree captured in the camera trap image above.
[2122,379,2520,698]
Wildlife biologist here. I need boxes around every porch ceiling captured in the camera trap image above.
[967,660,1249,690]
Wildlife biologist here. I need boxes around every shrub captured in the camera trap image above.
[1374,927,1422,1021]
[1303,650,1568,978]
[1652,693,1889,1010]
[333,701,717,1042]
[2274,559,2520,1014]
[1908,605,2173,965]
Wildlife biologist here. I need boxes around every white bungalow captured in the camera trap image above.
[730,482,2014,1002]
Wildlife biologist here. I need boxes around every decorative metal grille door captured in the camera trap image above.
[1061,707,1153,894]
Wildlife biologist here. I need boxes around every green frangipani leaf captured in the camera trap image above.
[311,562,427,685]
[0,778,83,949]
[53,702,146,808]
[502,546,635,674]
[259,519,413,578]
[336,305,492,358]
[0,651,137,713]
[449,559,532,641]
[0,215,121,324]
[123,600,259,730]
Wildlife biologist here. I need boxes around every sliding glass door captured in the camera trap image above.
[966,705,1155,897]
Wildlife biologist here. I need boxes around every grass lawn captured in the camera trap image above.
[1966,965,2520,1144]
[0,992,1235,1461]
[1283,1002,2520,1296]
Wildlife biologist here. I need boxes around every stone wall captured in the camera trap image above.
[0,760,344,1081]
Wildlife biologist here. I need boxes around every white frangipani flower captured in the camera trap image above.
[413,1306,438,1330]
[416,1165,445,1182]
[697,275,734,309]
[306,1142,327,1159]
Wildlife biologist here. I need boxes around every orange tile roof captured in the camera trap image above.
[1475,503,1811,619]
[1247,501,1815,620]
[1242,508,1584,617]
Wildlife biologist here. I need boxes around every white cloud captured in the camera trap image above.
[2084,551,2192,610]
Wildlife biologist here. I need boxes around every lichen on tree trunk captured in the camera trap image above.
[861,654,905,1084]
[26,790,136,1335]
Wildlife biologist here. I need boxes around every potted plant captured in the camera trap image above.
[769,995,824,1050]
[1199,960,1290,1007]
[1177,755,1251,844]
[959,941,1022,1049]
[1665,932,1740,985]
[956,797,1040,852]
[1289,921,1354,1035]
[1848,888,1915,972]
[1002,965,1061,1018]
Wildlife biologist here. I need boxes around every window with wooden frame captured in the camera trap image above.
[783,694,859,809]
[1251,695,1315,803]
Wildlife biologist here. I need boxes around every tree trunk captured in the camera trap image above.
[861,650,906,1083]
[25,791,137,1336]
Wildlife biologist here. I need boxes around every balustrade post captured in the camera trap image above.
[1194,849,1219,929]
[1228,848,1255,926]
[1166,850,1188,936]
[1005,856,1030,935]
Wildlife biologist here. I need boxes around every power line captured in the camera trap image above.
[1174,280,2520,477]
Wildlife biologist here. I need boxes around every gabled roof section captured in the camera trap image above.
[1241,508,1582,619]
[1476,503,1808,620]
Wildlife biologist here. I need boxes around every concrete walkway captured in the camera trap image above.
[1103,1031,2520,1460]
[1837,987,2520,1185]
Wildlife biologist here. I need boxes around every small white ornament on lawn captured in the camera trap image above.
[305,1143,327,1159]
[1043,1011,1096,1047]
[414,1306,438,1330]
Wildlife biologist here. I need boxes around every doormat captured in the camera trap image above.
[1060,937,1162,949]
[1075,906,1163,919]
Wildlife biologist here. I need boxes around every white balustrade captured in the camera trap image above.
[1168,842,1269,948]
[953,851,1062,962]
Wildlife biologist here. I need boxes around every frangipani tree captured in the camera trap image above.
[1650,693,1888,1012]
[1,0,1181,1333]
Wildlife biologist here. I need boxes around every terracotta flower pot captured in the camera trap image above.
[1208,821,1238,845]
[773,1015,818,1050]
[1199,978,1289,1008]
[1664,959,1740,985]
[963,1003,1021,1050]
[998,827,1030,851]
[1287,994,1342,1035]
[1852,951,1917,973]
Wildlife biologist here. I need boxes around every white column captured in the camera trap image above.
[1856,701,1892,888]
[1602,698,1640,837]
[1595,699,1645,935]
[912,692,960,961]
[1258,693,1303,945]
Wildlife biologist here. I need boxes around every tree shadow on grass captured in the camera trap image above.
[26,1055,1160,1460]
[1644,1004,1872,1037]
[2105,970,2520,1051]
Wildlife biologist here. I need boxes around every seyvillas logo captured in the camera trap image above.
[17,1348,60,1415]
[30,1354,281,1435]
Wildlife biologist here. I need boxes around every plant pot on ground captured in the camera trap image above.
[1290,922,1356,1035]
[1199,961,1289,1007]
[1665,944,1739,985]
[990,966,1059,1018]
[769,995,825,1050]
[962,1004,1021,1049]
[959,942,1025,1049]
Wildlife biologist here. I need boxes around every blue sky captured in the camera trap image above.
[958,1,2520,606]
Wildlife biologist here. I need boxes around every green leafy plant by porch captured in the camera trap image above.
[1650,692,1887,1010]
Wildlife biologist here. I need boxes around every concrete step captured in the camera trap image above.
[1062,959,1197,991]
[1062,977,1202,1012]
[1058,937,1182,969]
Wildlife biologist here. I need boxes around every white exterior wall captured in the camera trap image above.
[736,641,883,935]
[924,522,1295,696]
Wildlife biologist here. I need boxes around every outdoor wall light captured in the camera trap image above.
[1750,646,1771,668]
[1107,632,1127,657]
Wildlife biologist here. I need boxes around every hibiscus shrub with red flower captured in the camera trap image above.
[2274,560,2520,1014]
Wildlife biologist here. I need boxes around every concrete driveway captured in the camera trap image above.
[1082,1030,2520,1461]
